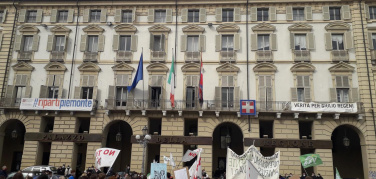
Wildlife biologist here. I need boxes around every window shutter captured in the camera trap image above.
[303,7,313,21]
[127,90,134,107]
[215,35,221,52]
[259,76,265,87]
[25,86,32,98]
[54,75,61,87]
[1,10,6,23]
[234,8,241,22]
[342,76,350,87]
[250,7,257,22]
[114,9,122,23]
[161,34,165,51]
[186,76,192,86]
[181,8,188,22]
[132,8,136,22]
[181,35,187,52]
[266,87,273,102]
[325,33,332,51]
[32,34,40,51]
[365,4,370,19]
[74,86,82,99]
[50,9,58,23]
[67,9,74,23]
[113,35,119,51]
[80,35,87,52]
[131,35,138,52]
[290,33,295,49]
[98,35,105,52]
[47,35,54,52]
[265,76,272,87]
[351,88,359,102]
[344,31,354,49]
[199,35,206,52]
[47,74,54,86]
[307,33,315,50]
[269,7,277,21]
[82,75,89,86]
[286,6,293,21]
[322,6,330,21]
[341,5,351,20]
[5,85,16,103]
[58,75,64,98]
[199,8,206,22]
[222,76,228,87]
[259,87,266,102]
[291,88,298,102]
[14,35,22,51]
[304,87,311,102]
[166,9,173,23]
[39,85,48,98]
[192,76,198,86]
[147,9,154,22]
[14,74,21,86]
[228,76,234,86]
[270,34,277,51]
[149,34,154,50]
[92,86,98,100]
[100,9,107,23]
[303,76,310,87]
[369,33,374,49]
[234,34,241,51]
[330,88,337,102]
[107,85,115,109]
[116,74,129,86]
[215,8,222,22]
[336,76,343,87]
[19,9,26,23]
[297,76,304,87]
[234,86,240,109]
[88,75,95,86]
[251,34,257,51]
[36,9,43,23]
[83,9,90,22]
[215,87,221,109]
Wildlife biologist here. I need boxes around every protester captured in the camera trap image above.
[58,176,65,179]
[79,176,88,179]
[98,173,105,179]
[316,173,323,179]
[311,173,317,179]
[279,175,285,179]
[65,166,72,177]
[38,174,49,179]
[68,170,76,179]
[0,166,7,178]
[46,169,59,179]
[202,169,208,179]
[61,165,66,176]
[89,174,97,179]
[300,173,306,179]
[305,177,313,179]
[125,166,130,175]
[13,173,24,179]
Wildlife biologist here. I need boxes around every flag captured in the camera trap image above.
[163,156,170,164]
[127,53,143,91]
[182,149,200,162]
[189,148,202,179]
[198,53,203,105]
[335,168,342,179]
[168,54,175,107]
[299,154,323,168]
[170,153,176,168]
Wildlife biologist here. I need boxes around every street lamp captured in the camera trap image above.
[225,134,231,148]
[116,131,122,142]
[11,129,17,139]
[343,137,350,147]
[136,125,151,175]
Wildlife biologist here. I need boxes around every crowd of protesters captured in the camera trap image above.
[280,173,324,179]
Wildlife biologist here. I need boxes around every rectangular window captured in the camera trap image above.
[221,87,234,108]
[87,36,98,52]
[151,87,162,107]
[297,88,305,102]
[257,34,270,51]
[0,11,4,22]
[153,35,164,51]
[23,36,34,52]
[188,9,199,22]
[299,121,312,139]
[293,8,304,21]
[54,36,65,52]
[116,87,127,107]
[48,87,59,99]
[372,33,376,50]
[122,10,132,23]
[119,36,131,51]
[337,88,349,102]
[15,86,26,105]
[329,7,341,20]
[257,8,269,21]
[259,120,273,138]
[294,34,307,50]
[186,87,196,108]
[90,10,101,22]
[370,6,376,19]
[27,10,37,22]
[58,10,68,22]
[221,35,234,51]
[332,34,344,50]
[82,87,93,99]
[187,36,199,52]
[155,10,166,23]
[222,9,234,22]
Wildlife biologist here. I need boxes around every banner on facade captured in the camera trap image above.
[20,98,94,111]
[226,146,280,179]
[291,102,357,113]
[94,148,121,170]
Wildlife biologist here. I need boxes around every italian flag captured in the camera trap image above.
[168,54,175,107]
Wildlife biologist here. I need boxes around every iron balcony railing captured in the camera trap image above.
[185,51,200,62]
[256,50,273,62]
[116,51,132,62]
[293,50,310,62]
[151,51,166,62]
[332,50,349,62]
[18,52,32,61]
[220,51,235,62]
[50,51,65,62]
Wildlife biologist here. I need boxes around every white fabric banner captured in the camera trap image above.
[170,153,176,168]
[94,148,120,169]
[182,149,200,162]
[189,148,202,179]
[246,161,263,179]
[291,102,357,113]
[20,98,94,111]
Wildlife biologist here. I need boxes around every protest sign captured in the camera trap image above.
[246,161,262,179]
[299,154,323,168]
[182,149,200,162]
[174,167,189,179]
[150,163,167,179]
[94,148,120,170]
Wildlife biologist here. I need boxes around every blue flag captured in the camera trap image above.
[127,53,143,91]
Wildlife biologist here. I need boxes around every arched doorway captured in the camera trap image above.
[212,122,243,177]
[331,125,364,178]
[0,119,26,172]
[104,120,132,172]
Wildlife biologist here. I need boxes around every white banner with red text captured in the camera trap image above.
[94,148,120,169]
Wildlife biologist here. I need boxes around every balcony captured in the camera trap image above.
[0,98,21,108]
[83,52,98,62]
[331,50,349,62]
[116,51,132,62]
[293,50,310,62]
[18,52,32,61]
[185,51,200,63]
[220,51,235,62]
[50,51,65,62]
[256,51,273,62]
[151,51,166,62]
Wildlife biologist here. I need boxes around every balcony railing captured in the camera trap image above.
[18,52,32,61]
[83,52,98,62]
[256,51,273,62]
[332,50,349,62]
[116,51,132,62]
[220,51,235,62]
[293,50,310,62]
[185,51,200,63]
[50,51,65,62]
[151,51,166,62]
[0,98,21,107]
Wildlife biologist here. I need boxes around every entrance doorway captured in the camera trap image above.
[332,125,364,178]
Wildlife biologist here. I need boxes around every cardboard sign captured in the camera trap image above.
[150,163,167,179]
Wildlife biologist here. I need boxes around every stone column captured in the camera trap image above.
[315,149,334,178]
[159,144,183,173]
[20,141,39,169]
[130,144,144,173]
[276,148,301,175]
[49,141,75,167]
[85,142,102,169]
[198,145,212,177]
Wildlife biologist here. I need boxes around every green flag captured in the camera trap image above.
[299,154,323,168]
[335,167,342,179]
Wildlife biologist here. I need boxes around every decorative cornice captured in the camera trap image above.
[78,62,101,72]
[147,63,169,73]
[288,23,313,32]
[252,23,276,32]
[148,24,171,33]
[12,61,35,71]
[114,24,137,33]
[216,24,240,33]
[216,62,240,72]
[50,25,71,33]
[325,22,350,31]
[181,63,200,73]
[44,62,67,71]
[112,62,135,72]
[19,25,39,33]
[253,62,277,72]
[182,25,205,33]
[368,26,376,31]
[328,62,354,73]
[82,24,105,33]
[290,63,315,72]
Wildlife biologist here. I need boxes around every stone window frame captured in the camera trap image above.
[114,8,136,23]
[286,6,313,21]
[322,5,351,21]
[181,25,206,63]
[324,22,353,62]
[290,63,316,102]
[80,25,105,62]
[148,25,171,62]
[328,62,358,103]
[367,27,376,51]
[146,63,169,108]
[147,8,173,23]
[215,24,241,62]
[214,62,240,110]
[181,63,200,108]
[14,25,40,61]
[365,3,376,21]
[83,8,107,23]
[181,8,206,23]
[253,63,277,106]
[251,23,277,51]
[214,7,241,22]
[50,9,74,23]
[288,23,315,51]
[75,62,101,100]
[40,62,67,98]
[0,9,7,23]
[18,9,43,23]
[250,7,277,22]
[47,25,72,62]
[113,24,138,62]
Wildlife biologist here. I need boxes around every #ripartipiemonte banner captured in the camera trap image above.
[94,148,121,170]
[226,145,280,179]
[20,98,94,111]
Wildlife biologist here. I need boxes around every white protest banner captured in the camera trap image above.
[94,148,121,170]
[182,149,200,162]
[291,102,357,113]
[246,161,262,179]
[20,98,94,111]
[174,167,189,179]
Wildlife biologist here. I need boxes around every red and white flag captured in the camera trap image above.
[168,54,175,107]
[189,148,203,179]
[182,149,200,162]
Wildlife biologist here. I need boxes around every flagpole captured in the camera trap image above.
[142,47,144,109]
[301,164,309,176]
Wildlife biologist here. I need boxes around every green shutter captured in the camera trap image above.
[39,85,48,98]
[47,35,54,52]
[80,35,87,52]
[234,8,241,22]
[98,35,105,52]
[251,34,257,51]
[166,9,173,23]
[215,8,222,22]
[290,33,295,49]
[19,9,26,22]
[14,35,22,51]
[270,34,277,51]
[342,5,351,20]
[32,34,40,51]
[58,75,64,98]
[149,34,154,50]
[251,7,257,22]
[181,8,188,22]
[199,8,206,22]
[234,34,240,51]
[291,88,298,102]
[307,33,315,50]
[36,9,43,23]
[199,35,206,52]
[269,7,276,21]
[345,31,354,49]
[114,9,122,23]
[100,9,107,22]
[323,6,330,20]
[286,6,293,21]
[147,9,154,22]
[113,35,119,51]
[305,6,313,21]
[50,9,58,23]
[83,9,90,22]
[67,9,74,22]
[131,35,138,52]
[325,33,332,51]
[215,35,221,52]
[181,35,187,52]
[369,32,374,49]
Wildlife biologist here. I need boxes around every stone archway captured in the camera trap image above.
[0,119,26,172]
[212,122,243,178]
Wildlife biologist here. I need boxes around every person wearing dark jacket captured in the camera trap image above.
[0,166,7,178]
[316,173,323,179]
[300,173,306,179]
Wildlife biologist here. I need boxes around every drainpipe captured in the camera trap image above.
[246,0,250,132]
[174,0,177,88]
[67,0,80,99]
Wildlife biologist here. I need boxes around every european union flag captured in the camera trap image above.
[127,53,143,91]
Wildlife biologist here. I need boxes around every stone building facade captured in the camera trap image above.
[0,0,376,178]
